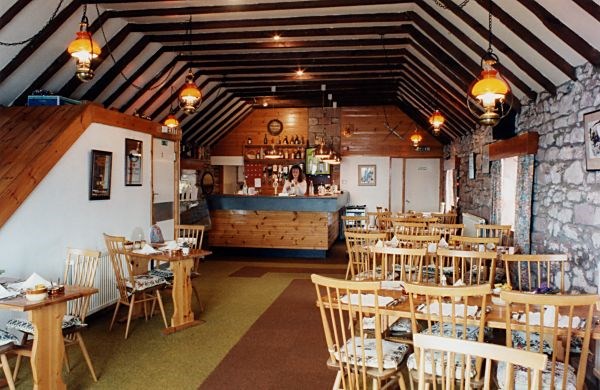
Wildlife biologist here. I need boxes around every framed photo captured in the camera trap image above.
[125,138,143,186]
[584,110,600,170]
[358,165,376,186]
[89,150,112,200]
[468,153,475,179]
[305,147,331,175]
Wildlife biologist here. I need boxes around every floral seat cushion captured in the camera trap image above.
[421,323,493,341]
[0,329,18,346]
[7,315,83,334]
[125,274,166,292]
[337,337,409,370]
[149,267,173,279]
[406,351,477,379]
[362,317,412,336]
[496,360,576,390]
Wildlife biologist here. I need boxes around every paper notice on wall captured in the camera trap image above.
[254,178,261,188]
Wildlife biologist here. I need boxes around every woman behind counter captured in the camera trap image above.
[283,164,307,195]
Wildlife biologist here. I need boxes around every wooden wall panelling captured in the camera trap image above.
[209,209,333,249]
[488,131,539,161]
[211,108,309,156]
[340,106,443,158]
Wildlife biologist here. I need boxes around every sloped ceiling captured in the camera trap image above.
[1,0,599,146]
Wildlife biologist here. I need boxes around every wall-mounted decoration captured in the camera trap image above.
[305,147,331,175]
[584,109,600,170]
[468,152,475,179]
[90,150,112,200]
[358,164,376,186]
[125,138,143,186]
[481,145,490,174]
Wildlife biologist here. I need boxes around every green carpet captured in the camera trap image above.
[9,260,345,389]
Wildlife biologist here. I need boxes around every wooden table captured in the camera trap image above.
[129,249,211,334]
[0,286,97,390]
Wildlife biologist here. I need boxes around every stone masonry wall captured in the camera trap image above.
[518,62,600,293]
[449,63,600,293]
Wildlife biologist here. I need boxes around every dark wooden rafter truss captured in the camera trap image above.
[1,0,598,146]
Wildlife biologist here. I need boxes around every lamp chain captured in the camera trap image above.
[487,0,493,53]
[94,3,175,91]
[0,0,65,46]
[433,0,471,9]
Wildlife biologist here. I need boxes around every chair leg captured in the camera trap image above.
[12,355,21,381]
[76,333,98,382]
[125,295,136,339]
[155,290,168,328]
[398,372,407,390]
[192,285,204,312]
[64,349,71,373]
[1,354,15,390]
[332,370,342,390]
[109,300,121,331]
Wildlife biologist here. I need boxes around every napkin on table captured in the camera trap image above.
[419,300,479,318]
[0,284,19,299]
[8,273,52,291]
[340,293,394,307]
[438,237,449,248]
[133,244,162,255]
[512,305,582,329]
[427,242,438,253]
[163,241,179,250]
[374,240,384,248]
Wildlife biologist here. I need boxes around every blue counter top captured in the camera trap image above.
[208,193,349,212]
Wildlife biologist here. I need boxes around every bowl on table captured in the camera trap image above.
[25,285,48,302]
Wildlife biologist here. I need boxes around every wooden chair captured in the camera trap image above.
[341,215,369,233]
[0,333,18,390]
[104,233,168,339]
[311,274,408,390]
[368,246,427,283]
[500,253,568,293]
[9,248,101,382]
[345,231,386,280]
[412,334,547,390]
[174,224,206,311]
[432,212,458,224]
[403,282,491,388]
[449,235,500,251]
[475,224,512,245]
[436,248,498,287]
[428,223,464,239]
[393,222,428,236]
[394,234,440,250]
[500,291,599,390]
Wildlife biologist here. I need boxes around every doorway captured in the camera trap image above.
[404,158,440,212]
[152,138,175,240]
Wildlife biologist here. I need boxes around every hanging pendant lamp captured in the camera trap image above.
[67,5,101,82]
[409,129,423,148]
[179,69,202,114]
[164,86,180,130]
[467,0,512,127]
[429,109,445,136]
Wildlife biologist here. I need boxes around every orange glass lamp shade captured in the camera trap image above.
[164,114,179,129]
[315,143,330,159]
[67,28,101,82]
[428,109,445,133]
[179,70,202,114]
[471,69,509,108]
[410,130,423,147]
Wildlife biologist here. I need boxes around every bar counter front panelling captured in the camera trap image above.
[207,193,348,257]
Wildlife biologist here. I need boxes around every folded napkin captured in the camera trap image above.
[384,240,399,248]
[389,236,399,246]
[340,293,394,307]
[418,300,479,318]
[21,273,51,290]
[0,284,19,299]
[438,237,449,248]
[176,237,197,246]
[133,244,162,255]
[374,240,384,248]
[163,241,179,250]
[512,305,582,329]
[486,242,496,250]
[427,242,438,253]
[380,280,404,291]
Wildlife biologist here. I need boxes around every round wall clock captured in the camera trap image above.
[267,119,284,135]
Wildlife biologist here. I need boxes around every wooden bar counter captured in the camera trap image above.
[207,193,348,257]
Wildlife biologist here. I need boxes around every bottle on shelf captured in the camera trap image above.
[283,135,289,144]
[309,180,314,196]
[247,137,252,144]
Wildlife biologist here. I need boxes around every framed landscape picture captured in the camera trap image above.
[358,165,376,186]
[584,110,600,170]
[90,150,112,200]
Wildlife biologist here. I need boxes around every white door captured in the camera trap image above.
[153,138,175,240]
[390,158,404,213]
[404,158,440,212]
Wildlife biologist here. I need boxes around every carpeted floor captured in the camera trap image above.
[198,279,337,389]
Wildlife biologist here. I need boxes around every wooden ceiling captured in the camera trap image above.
[1,0,599,145]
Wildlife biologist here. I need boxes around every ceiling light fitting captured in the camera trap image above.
[164,86,180,130]
[178,16,202,114]
[467,0,512,127]
[67,5,101,82]
[428,109,445,136]
[410,129,423,148]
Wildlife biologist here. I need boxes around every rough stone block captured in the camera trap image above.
[574,203,597,225]
[564,161,583,184]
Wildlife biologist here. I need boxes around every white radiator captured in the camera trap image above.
[87,253,119,314]
[462,213,486,237]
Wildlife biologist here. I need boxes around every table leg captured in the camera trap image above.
[163,258,202,334]
[29,302,67,390]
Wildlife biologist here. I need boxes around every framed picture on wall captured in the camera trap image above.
[468,153,475,179]
[125,138,143,186]
[358,165,376,186]
[89,150,112,200]
[584,109,600,170]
